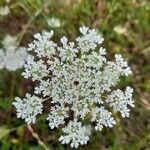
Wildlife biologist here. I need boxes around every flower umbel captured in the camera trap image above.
[13,26,134,148]
[59,120,91,148]
[47,17,62,28]
[0,35,27,71]
[13,94,43,124]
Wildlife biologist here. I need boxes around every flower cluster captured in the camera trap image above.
[0,0,11,16]
[2,34,18,49]
[0,6,10,16]
[13,94,43,124]
[59,120,91,148]
[13,26,134,148]
[47,17,62,28]
[0,35,27,71]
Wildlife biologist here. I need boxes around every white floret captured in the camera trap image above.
[107,87,134,117]
[59,120,90,148]
[91,107,116,131]
[0,35,27,71]
[13,94,43,124]
[47,105,69,129]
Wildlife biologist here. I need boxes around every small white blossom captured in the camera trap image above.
[76,26,104,52]
[0,6,10,16]
[0,35,27,71]
[13,26,134,148]
[107,86,134,118]
[22,55,49,81]
[91,107,116,131]
[28,31,56,58]
[0,47,27,71]
[59,120,90,148]
[47,105,69,129]
[5,47,27,71]
[34,79,52,96]
[113,25,127,34]
[115,54,132,76]
[2,34,18,49]
[47,17,62,28]
[12,94,43,124]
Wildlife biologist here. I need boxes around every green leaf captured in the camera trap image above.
[0,126,10,139]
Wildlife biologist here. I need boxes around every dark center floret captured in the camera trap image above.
[74,81,79,86]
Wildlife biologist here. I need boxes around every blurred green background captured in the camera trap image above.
[0,0,150,149]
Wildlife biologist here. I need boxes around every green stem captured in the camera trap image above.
[28,125,50,150]
[18,7,43,45]
[7,72,16,127]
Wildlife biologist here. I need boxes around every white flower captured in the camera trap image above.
[0,47,27,71]
[28,31,56,58]
[2,34,18,49]
[47,105,69,129]
[34,79,52,96]
[22,55,49,81]
[0,6,10,16]
[107,86,134,118]
[0,35,27,71]
[12,94,43,124]
[76,26,104,52]
[115,54,132,76]
[47,17,62,28]
[59,120,90,148]
[113,25,127,34]
[91,107,116,131]
[13,26,134,148]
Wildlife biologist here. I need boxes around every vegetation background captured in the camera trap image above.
[0,0,150,149]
